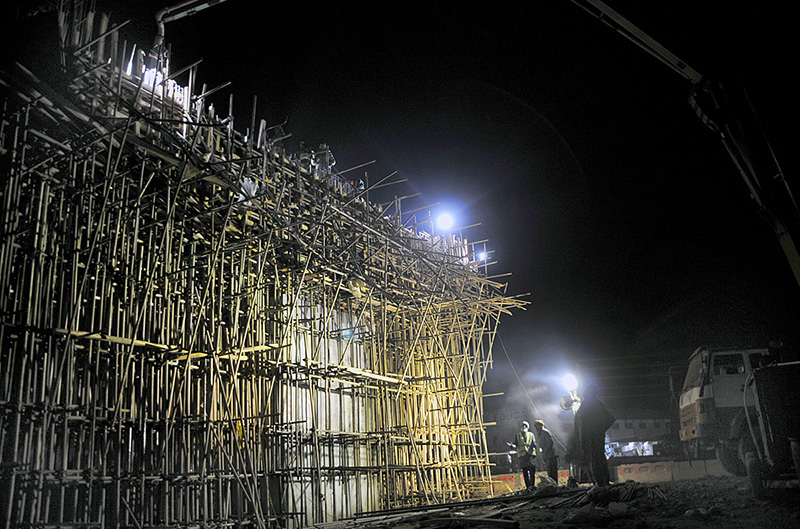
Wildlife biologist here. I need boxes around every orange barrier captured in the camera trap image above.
[496,459,729,490]
[492,469,571,493]
[535,469,570,485]
[616,461,675,483]
[491,473,525,493]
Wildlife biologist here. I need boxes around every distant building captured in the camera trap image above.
[606,409,678,457]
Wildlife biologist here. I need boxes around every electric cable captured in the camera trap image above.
[498,335,569,452]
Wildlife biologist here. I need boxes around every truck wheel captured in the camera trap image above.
[717,440,746,476]
[745,451,766,499]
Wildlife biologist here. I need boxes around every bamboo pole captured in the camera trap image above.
[0,3,527,526]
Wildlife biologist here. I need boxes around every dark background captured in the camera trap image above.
[7,1,799,425]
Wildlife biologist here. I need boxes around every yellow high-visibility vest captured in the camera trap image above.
[516,431,535,457]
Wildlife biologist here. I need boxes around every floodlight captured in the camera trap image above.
[436,213,454,231]
[563,373,579,392]
[478,251,487,261]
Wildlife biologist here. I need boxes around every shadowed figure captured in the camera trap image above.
[573,384,615,486]
[534,420,558,483]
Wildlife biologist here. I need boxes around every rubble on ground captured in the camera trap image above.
[314,476,800,528]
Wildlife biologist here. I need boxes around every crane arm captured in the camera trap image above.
[571,0,702,84]
[152,0,229,55]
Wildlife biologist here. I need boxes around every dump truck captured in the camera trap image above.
[678,345,800,488]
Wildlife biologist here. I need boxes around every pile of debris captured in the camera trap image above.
[315,476,800,528]
[548,481,666,524]
[315,480,665,528]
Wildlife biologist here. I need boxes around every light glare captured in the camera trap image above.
[436,213,454,231]
[563,373,579,392]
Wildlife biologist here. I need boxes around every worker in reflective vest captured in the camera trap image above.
[508,420,537,489]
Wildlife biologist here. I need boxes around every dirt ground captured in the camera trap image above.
[506,475,800,529]
[343,475,800,529]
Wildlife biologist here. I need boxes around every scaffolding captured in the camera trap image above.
[0,4,527,528]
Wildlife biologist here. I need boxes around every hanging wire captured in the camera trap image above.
[498,335,569,452]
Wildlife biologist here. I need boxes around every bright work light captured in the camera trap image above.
[436,213,454,231]
[563,373,579,392]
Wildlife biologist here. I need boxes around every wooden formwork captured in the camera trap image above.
[0,3,526,528]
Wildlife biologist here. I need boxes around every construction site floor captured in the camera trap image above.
[320,475,800,528]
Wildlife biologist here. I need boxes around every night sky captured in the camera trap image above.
[8,1,799,417]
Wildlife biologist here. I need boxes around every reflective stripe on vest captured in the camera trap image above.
[517,431,535,455]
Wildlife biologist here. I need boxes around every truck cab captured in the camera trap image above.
[679,347,771,474]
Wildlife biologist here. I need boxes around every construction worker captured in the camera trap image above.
[533,420,558,484]
[574,384,615,486]
[296,141,312,171]
[507,420,536,489]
